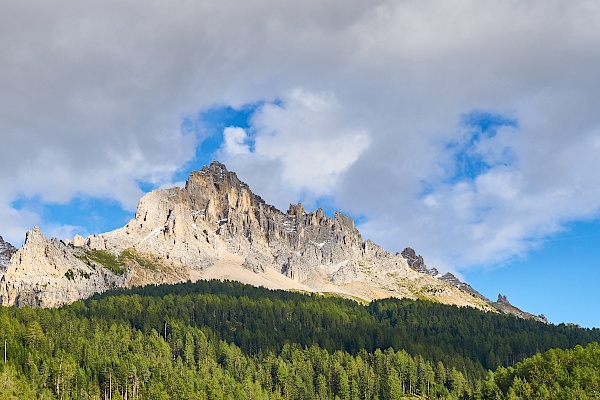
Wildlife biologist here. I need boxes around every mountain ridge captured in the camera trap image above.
[0,161,544,321]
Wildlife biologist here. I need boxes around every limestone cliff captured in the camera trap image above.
[0,227,125,307]
[0,161,496,312]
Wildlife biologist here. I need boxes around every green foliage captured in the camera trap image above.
[492,342,600,399]
[77,249,127,275]
[0,280,598,399]
[76,248,160,276]
[88,280,600,378]
[79,269,91,279]
[64,268,91,282]
[120,248,158,270]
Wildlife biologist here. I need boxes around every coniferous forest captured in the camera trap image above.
[0,280,599,399]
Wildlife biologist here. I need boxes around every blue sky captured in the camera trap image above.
[468,219,600,328]
[2,1,600,328]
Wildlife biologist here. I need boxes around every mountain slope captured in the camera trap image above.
[0,161,524,315]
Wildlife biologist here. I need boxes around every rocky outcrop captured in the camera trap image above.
[0,236,16,275]
[0,227,125,307]
[402,247,426,272]
[0,162,495,312]
[436,274,547,323]
[537,314,549,324]
[439,272,489,302]
[497,294,509,304]
[492,293,548,323]
[402,247,438,276]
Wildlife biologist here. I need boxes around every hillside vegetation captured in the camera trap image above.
[0,280,598,399]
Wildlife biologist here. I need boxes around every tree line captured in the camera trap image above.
[0,279,598,399]
[87,280,600,377]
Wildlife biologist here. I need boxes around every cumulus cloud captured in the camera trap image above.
[1,0,600,276]
[222,127,251,155]
[219,89,371,208]
[0,204,39,246]
[352,112,600,270]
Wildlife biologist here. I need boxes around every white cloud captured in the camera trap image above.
[223,127,251,155]
[42,224,88,244]
[0,204,39,245]
[219,89,371,209]
[1,0,600,276]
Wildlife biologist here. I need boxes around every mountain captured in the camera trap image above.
[0,161,541,320]
[0,227,125,307]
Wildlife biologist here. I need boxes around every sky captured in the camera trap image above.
[1,1,600,328]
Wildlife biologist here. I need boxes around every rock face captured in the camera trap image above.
[497,294,510,304]
[0,228,125,307]
[402,247,438,276]
[439,272,489,302]
[0,161,522,315]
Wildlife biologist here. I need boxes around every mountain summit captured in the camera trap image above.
[0,161,543,320]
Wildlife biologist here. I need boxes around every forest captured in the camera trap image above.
[0,279,599,399]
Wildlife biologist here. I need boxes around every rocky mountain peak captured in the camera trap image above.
[179,160,265,224]
[402,247,426,271]
[493,293,547,323]
[402,247,438,276]
[497,294,510,304]
[287,203,305,217]
[187,161,244,192]
[439,272,487,301]
[0,162,532,317]
[24,226,46,245]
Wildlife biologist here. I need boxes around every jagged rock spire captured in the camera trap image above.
[497,294,510,304]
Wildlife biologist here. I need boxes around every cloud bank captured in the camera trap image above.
[2,0,600,274]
